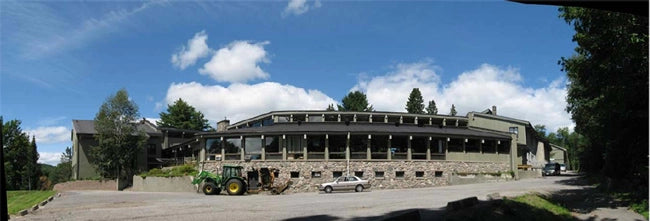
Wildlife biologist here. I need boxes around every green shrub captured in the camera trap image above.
[139,164,198,178]
[630,199,648,219]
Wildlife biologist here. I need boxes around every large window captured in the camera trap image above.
[371,135,388,159]
[329,135,346,159]
[466,139,480,152]
[483,140,497,153]
[224,137,241,160]
[307,135,325,159]
[411,136,427,160]
[308,115,323,122]
[350,135,368,159]
[286,135,304,154]
[448,138,463,152]
[244,137,262,160]
[497,140,510,153]
[391,136,408,159]
[265,136,282,160]
[206,138,222,160]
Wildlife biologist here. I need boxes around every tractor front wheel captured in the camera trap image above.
[203,182,219,195]
[226,179,245,195]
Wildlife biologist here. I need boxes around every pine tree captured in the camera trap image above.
[326,104,336,111]
[426,100,438,115]
[450,104,457,116]
[405,88,425,114]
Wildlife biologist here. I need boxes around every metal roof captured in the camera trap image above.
[72,119,162,136]
[198,123,510,140]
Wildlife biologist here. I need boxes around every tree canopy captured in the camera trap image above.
[91,89,147,179]
[405,88,425,114]
[157,98,211,131]
[559,7,648,184]
[326,104,336,111]
[2,117,41,190]
[338,91,374,112]
[426,100,438,115]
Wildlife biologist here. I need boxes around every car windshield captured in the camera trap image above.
[545,164,556,169]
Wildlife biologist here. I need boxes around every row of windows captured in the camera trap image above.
[237,114,468,129]
[290,170,444,178]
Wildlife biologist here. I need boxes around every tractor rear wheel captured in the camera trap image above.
[226,179,245,195]
[203,182,219,195]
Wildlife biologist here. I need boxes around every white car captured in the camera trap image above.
[560,164,566,172]
[319,176,371,193]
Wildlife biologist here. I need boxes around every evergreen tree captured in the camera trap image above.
[157,98,211,131]
[2,118,32,190]
[405,88,425,114]
[337,91,374,112]
[91,89,147,179]
[450,104,457,116]
[27,136,41,190]
[426,100,438,115]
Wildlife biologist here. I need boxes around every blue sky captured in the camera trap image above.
[1,0,577,165]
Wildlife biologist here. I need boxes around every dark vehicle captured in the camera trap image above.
[543,163,561,176]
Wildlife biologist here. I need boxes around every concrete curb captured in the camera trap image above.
[13,192,60,218]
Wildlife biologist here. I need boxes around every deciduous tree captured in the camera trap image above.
[91,89,147,179]
[157,98,211,131]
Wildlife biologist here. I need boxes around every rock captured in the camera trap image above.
[487,192,501,200]
[31,205,39,212]
[39,200,48,206]
[18,209,28,216]
[48,196,54,201]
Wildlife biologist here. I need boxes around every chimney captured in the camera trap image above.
[217,119,230,132]
[492,105,497,115]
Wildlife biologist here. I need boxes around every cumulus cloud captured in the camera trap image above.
[282,0,322,17]
[38,152,62,166]
[171,30,211,70]
[165,81,337,123]
[353,62,573,132]
[199,41,271,83]
[25,126,70,144]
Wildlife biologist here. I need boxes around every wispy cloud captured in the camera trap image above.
[4,1,162,59]
[25,126,70,144]
[282,0,321,17]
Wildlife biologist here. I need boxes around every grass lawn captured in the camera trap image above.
[7,191,57,214]
[508,194,573,219]
[445,193,575,221]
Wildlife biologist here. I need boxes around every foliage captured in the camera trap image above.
[630,199,648,219]
[326,104,336,111]
[450,104,457,116]
[139,164,198,178]
[533,125,546,138]
[90,89,147,179]
[405,88,425,114]
[61,147,72,163]
[2,118,41,190]
[559,7,648,184]
[508,194,573,219]
[7,191,56,214]
[426,100,438,115]
[157,98,211,131]
[337,91,374,112]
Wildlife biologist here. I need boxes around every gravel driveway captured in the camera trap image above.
[12,175,641,221]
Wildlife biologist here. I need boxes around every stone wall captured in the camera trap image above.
[131,176,197,192]
[518,169,542,179]
[201,160,509,193]
[53,180,117,191]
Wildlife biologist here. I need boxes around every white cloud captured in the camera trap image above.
[25,126,70,144]
[282,0,321,17]
[165,81,337,123]
[38,152,62,166]
[353,62,573,132]
[171,30,211,70]
[199,41,271,83]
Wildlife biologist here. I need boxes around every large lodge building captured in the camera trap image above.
[72,106,559,191]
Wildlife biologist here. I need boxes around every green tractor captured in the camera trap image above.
[192,165,247,195]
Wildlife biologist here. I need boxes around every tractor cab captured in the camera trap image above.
[222,165,243,180]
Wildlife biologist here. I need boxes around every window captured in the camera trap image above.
[308,115,323,122]
[448,138,463,152]
[375,171,384,178]
[277,116,290,123]
[354,171,363,178]
[415,171,424,177]
[509,127,519,135]
[286,135,304,153]
[206,138,222,154]
[498,141,510,153]
[465,139,480,152]
[224,137,241,153]
[348,176,358,181]
[395,171,405,178]
[311,171,321,178]
[435,171,443,177]
[333,171,343,178]
[274,170,280,178]
[262,117,274,126]
[147,144,156,155]
[290,171,300,178]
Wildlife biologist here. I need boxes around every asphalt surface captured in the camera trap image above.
[12,175,638,221]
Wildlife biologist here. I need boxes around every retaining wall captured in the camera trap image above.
[202,160,509,193]
[53,180,117,191]
[518,170,542,179]
[131,176,197,192]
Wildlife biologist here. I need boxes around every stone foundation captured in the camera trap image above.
[201,160,509,193]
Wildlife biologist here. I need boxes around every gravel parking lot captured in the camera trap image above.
[14,175,586,221]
